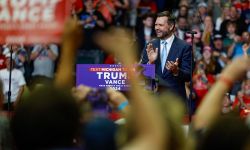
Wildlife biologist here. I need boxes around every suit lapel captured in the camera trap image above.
[153,39,162,76]
[163,37,179,75]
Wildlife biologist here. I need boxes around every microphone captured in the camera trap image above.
[186,31,197,34]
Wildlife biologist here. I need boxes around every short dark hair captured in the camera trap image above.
[142,12,155,21]
[226,21,237,28]
[157,11,176,25]
[177,15,187,22]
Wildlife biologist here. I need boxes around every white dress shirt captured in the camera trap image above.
[160,34,175,63]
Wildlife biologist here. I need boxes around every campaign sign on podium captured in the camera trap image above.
[76,64,155,90]
[0,0,70,44]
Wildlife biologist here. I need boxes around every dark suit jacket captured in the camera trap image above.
[140,36,192,100]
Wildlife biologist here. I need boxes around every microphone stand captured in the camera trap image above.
[187,31,196,122]
[7,46,13,113]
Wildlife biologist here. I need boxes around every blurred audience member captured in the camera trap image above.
[82,117,117,150]
[193,61,214,109]
[212,34,229,72]
[233,79,250,118]
[0,45,6,70]
[176,16,189,40]
[223,21,240,49]
[136,13,155,58]
[201,16,214,46]
[190,11,203,30]
[215,3,230,31]
[94,0,117,24]
[197,2,208,22]
[201,46,221,75]
[113,0,129,26]
[185,28,203,61]
[0,58,26,111]
[0,79,13,150]
[30,44,58,87]
[78,0,106,50]
[194,57,250,150]
[11,87,81,150]
[10,44,27,74]
[221,93,232,114]
[228,31,250,59]
[138,0,158,14]
[220,6,247,38]
[176,5,189,18]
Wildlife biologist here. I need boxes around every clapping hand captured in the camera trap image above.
[146,43,158,64]
[166,58,179,75]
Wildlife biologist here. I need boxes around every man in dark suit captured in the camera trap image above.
[140,11,192,100]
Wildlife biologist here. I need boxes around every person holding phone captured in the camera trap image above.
[140,11,192,100]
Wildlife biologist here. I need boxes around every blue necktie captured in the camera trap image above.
[161,40,167,72]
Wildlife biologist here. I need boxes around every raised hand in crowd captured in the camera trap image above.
[71,85,92,103]
[55,18,82,88]
[194,56,250,130]
[96,28,167,150]
[106,88,129,116]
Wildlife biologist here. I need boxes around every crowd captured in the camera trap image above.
[0,0,249,149]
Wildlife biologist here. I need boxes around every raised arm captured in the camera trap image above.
[47,44,58,61]
[54,18,82,88]
[30,45,42,60]
[96,28,167,150]
[193,57,250,130]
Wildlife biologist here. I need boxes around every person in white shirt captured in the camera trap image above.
[31,44,58,79]
[0,57,26,110]
[30,44,58,90]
